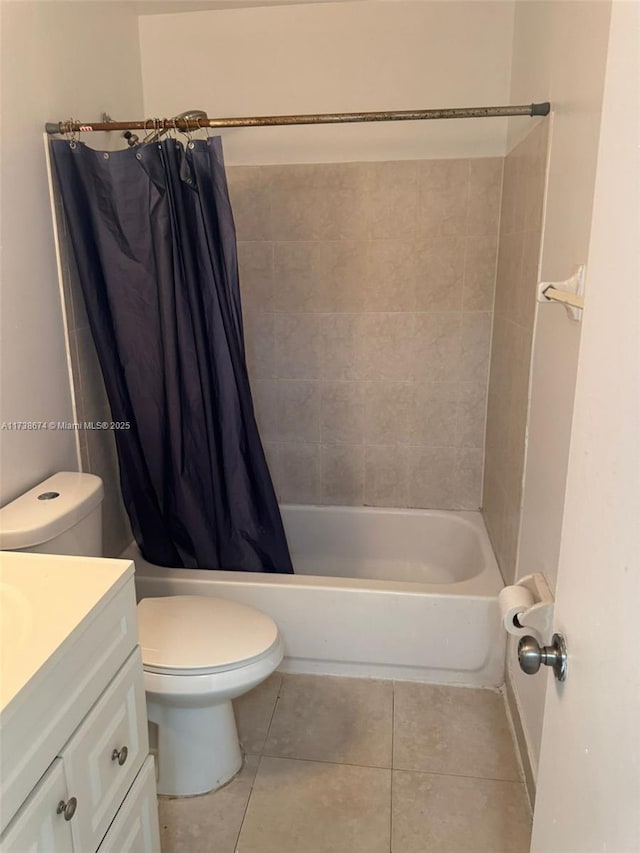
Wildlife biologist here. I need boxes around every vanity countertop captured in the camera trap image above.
[0,550,137,832]
[0,551,134,712]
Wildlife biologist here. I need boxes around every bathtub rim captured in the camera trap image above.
[124,506,502,599]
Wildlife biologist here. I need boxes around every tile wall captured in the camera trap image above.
[228,158,502,509]
[482,121,549,582]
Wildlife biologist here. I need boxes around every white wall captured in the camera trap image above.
[139,0,516,163]
[0,1,144,505]
[506,0,612,782]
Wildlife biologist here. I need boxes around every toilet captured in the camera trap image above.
[0,471,284,797]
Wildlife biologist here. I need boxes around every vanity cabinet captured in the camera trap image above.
[0,554,160,853]
[0,760,73,852]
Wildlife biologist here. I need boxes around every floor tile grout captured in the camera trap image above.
[389,681,395,853]
[234,675,284,852]
[247,751,522,786]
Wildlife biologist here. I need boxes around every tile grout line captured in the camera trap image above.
[234,675,285,852]
[253,749,521,786]
[389,681,395,853]
[233,753,262,853]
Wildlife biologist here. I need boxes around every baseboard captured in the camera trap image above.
[503,673,536,810]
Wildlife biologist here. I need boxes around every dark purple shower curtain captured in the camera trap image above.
[50,137,293,573]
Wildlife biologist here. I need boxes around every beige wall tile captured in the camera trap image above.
[482,470,506,575]
[317,242,369,313]
[274,443,321,503]
[234,157,504,510]
[366,240,417,312]
[275,380,321,443]
[270,186,368,242]
[459,311,492,383]
[455,447,484,509]
[494,232,523,321]
[268,162,366,190]
[238,241,274,314]
[412,313,461,382]
[418,159,469,191]
[251,380,279,442]
[321,313,367,380]
[364,380,413,444]
[364,445,409,507]
[361,313,415,380]
[227,166,272,241]
[273,242,324,313]
[418,185,469,238]
[463,235,498,311]
[275,313,323,379]
[409,381,459,446]
[320,380,367,445]
[366,161,419,241]
[414,237,465,311]
[244,311,276,382]
[320,443,364,504]
[456,381,487,448]
[407,446,457,508]
[482,121,548,581]
[516,229,541,329]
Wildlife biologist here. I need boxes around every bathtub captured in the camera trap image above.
[126,505,505,686]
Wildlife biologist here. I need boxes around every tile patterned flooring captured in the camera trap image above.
[158,674,532,853]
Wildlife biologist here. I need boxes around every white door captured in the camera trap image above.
[531,3,640,851]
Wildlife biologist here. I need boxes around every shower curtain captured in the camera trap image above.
[50,137,293,573]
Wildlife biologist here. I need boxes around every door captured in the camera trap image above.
[531,3,640,850]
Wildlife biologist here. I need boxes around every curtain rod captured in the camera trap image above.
[45,102,551,135]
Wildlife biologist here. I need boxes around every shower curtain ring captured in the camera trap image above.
[64,118,78,148]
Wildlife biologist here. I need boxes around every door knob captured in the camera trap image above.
[111,745,128,766]
[517,633,567,681]
[56,797,77,821]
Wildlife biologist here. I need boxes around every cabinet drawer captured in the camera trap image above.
[0,759,74,853]
[60,649,148,852]
[98,757,160,853]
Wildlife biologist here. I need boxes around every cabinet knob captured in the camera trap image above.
[111,745,128,766]
[56,797,77,821]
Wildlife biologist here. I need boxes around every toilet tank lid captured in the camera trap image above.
[0,472,104,549]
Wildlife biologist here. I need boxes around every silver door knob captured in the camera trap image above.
[111,745,128,766]
[517,633,568,681]
[56,797,77,821]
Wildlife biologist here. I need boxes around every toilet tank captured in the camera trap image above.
[0,472,104,557]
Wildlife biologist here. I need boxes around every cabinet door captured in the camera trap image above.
[98,757,160,853]
[60,649,148,852]
[0,759,74,853]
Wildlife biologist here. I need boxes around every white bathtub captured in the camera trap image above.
[126,505,505,686]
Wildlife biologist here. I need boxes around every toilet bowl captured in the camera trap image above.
[137,595,283,797]
[0,473,284,797]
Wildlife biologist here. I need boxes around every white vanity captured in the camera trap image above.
[0,551,160,852]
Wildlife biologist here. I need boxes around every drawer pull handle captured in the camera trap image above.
[112,745,129,766]
[57,797,77,821]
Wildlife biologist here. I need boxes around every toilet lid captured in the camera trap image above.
[137,595,280,673]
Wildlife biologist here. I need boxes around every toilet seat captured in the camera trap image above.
[137,595,281,676]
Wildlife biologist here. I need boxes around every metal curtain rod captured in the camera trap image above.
[45,102,550,135]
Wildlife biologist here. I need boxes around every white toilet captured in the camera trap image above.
[0,471,284,797]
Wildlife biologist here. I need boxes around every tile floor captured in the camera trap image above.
[158,674,532,853]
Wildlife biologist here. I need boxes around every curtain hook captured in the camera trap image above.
[65,118,79,148]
